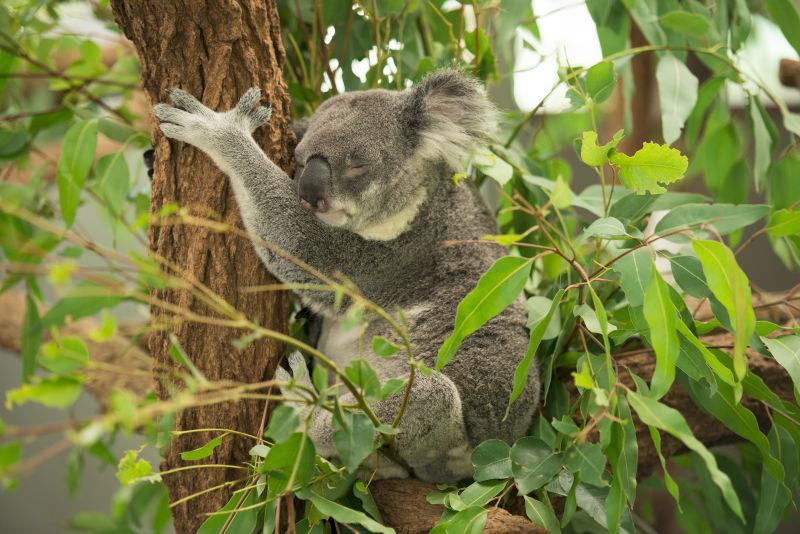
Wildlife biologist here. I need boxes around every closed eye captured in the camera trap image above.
[344,164,369,178]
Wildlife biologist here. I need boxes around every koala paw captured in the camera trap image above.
[274,351,314,410]
[153,87,271,149]
[235,87,273,132]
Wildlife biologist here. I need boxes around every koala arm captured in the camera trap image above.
[153,89,363,308]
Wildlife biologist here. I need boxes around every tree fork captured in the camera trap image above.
[109,1,292,531]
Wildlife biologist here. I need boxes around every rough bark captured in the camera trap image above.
[108,2,292,531]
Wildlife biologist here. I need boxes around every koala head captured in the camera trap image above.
[292,69,496,241]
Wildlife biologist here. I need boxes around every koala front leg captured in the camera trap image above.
[276,352,471,482]
[153,89,355,309]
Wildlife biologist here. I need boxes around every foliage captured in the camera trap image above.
[2,0,800,533]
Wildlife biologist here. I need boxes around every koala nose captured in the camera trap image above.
[298,156,331,213]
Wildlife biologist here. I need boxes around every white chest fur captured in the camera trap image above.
[317,317,362,371]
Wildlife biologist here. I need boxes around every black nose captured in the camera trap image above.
[298,156,331,212]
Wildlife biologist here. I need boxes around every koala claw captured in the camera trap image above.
[236,87,262,112]
[168,88,211,115]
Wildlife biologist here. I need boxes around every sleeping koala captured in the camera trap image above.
[153,70,538,483]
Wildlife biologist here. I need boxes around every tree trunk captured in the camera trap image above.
[109,2,292,532]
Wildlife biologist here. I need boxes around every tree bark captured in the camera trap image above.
[109,2,292,532]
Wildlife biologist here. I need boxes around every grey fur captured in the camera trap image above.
[154,70,539,483]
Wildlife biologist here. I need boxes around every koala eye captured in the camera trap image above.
[344,163,369,178]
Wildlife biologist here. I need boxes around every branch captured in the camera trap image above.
[0,290,150,409]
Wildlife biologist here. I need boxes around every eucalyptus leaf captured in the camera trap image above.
[656,55,698,145]
[693,240,755,381]
[609,142,688,194]
[471,439,512,481]
[762,335,800,394]
[511,437,563,494]
[655,203,769,236]
[643,265,680,398]
[57,119,98,227]
[627,391,744,521]
[438,256,532,369]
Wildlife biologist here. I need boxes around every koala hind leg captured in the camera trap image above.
[278,356,470,483]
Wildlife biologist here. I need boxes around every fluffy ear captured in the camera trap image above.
[400,69,497,169]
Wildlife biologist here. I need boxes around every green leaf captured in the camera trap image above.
[684,376,783,481]
[39,335,89,374]
[301,490,395,533]
[372,335,400,357]
[168,334,207,382]
[20,292,41,382]
[5,375,82,409]
[263,432,315,490]
[57,119,98,227]
[585,61,616,103]
[116,449,160,485]
[471,439,512,481]
[88,311,117,342]
[94,152,130,215]
[613,247,652,307]
[655,203,769,236]
[693,240,755,381]
[345,359,381,401]
[459,480,506,507]
[332,410,375,473]
[523,496,561,534]
[180,434,225,461]
[766,209,800,237]
[582,217,627,240]
[506,290,565,415]
[472,147,513,186]
[676,322,737,388]
[197,488,259,534]
[510,437,563,494]
[762,335,800,394]
[647,426,681,507]
[438,256,532,369]
[643,265,679,398]
[526,296,561,340]
[754,425,796,534]
[379,377,406,399]
[609,192,656,223]
[750,97,772,191]
[627,390,743,521]
[565,442,607,487]
[659,10,710,38]
[265,404,300,443]
[0,441,21,474]
[354,480,383,521]
[606,396,638,505]
[550,175,572,209]
[580,130,623,166]
[669,255,710,298]
[656,55,698,145]
[441,506,487,534]
[765,0,800,57]
[610,142,688,194]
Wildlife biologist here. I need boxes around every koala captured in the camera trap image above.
[153,70,538,483]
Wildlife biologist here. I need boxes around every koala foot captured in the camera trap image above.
[153,87,272,149]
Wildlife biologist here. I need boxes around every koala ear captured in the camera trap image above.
[290,118,309,142]
[400,69,497,169]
